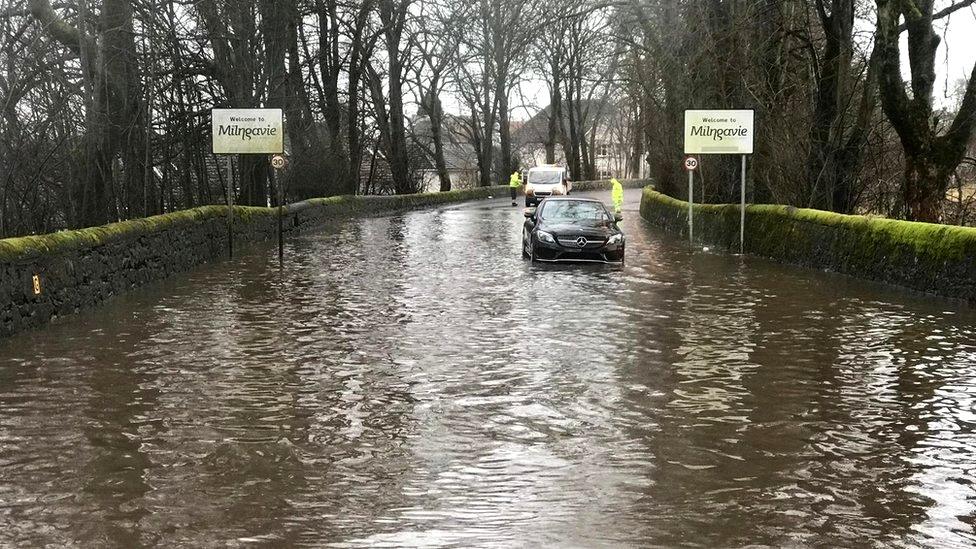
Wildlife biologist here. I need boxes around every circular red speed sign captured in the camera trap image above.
[684,156,698,171]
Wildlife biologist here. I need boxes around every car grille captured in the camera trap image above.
[557,236,607,249]
[535,249,618,263]
[534,191,552,197]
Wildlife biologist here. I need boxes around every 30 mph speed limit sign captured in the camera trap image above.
[271,154,287,169]
[683,156,699,171]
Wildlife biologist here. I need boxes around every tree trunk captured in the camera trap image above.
[422,89,452,192]
[472,113,494,188]
[496,73,513,176]
[806,0,854,210]
[102,0,147,220]
[344,3,375,195]
[564,76,582,180]
[904,153,947,221]
[346,68,364,194]
[386,66,412,194]
[309,0,350,195]
[27,0,147,227]
[546,83,563,164]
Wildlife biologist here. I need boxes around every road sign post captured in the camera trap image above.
[271,154,287,266]
[211,108,284,260]
[225,157,234,258]
[683,109,754,253]
[684,156,698,245]
[740,154,746,254]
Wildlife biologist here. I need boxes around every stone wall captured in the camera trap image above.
[640,187,976,303]
[0,186,506,338]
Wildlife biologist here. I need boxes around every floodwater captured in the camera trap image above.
[3,189,976,548]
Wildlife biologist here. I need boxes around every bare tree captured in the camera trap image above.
[875,0,976,221]
[410,0,461,191]
[804,0,878,213]
[367,0,418,194]
[27,0,147,226]
[3,0,976,238]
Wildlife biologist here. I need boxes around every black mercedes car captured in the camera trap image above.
[522,197,625,263]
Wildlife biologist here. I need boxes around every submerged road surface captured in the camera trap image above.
[3,189,976,547]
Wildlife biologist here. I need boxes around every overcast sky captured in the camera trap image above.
[924,2,976,107]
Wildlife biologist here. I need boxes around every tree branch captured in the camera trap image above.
[27,0,92,54]
[898,0,976,31]
[815,0,832,28]
[940,59,976,152]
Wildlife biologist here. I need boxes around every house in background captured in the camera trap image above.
[413,142,480,191]
[411,114,487,190]
[513,101,649,180]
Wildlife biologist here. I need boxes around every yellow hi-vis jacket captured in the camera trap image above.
[611,178,624,211]
[509,171,521,187]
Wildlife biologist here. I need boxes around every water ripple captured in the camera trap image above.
[2,191,976,547]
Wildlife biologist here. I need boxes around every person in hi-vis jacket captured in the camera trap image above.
[611,178,624,213]
[509,171,521,206]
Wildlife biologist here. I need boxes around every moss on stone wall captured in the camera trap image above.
[0,186,506,264]
[0,206,231,262]
[1,184,511,338]
[0,182,639,263]
[640,187,976,302]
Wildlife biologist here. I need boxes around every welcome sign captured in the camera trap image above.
[684,109,754,155]
[212,108,283,154]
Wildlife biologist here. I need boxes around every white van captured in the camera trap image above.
[524,165,572,207]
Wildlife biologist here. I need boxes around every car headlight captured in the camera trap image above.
[537,230,556,244]
[607,233,624,245]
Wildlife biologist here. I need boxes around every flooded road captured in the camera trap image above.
[3,189,976,547]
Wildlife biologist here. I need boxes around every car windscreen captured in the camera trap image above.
[529,170,563,185]
[540,201,609,223]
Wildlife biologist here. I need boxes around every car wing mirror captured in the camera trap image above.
[524,207,537,219]
[613,212,623,222]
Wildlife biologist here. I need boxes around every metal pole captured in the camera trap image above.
[688,169,694,246]
[740,154,746,254]
[275,167,283,266]
[226,156,234,259]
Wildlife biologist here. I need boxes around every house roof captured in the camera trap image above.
[513,100,616,147]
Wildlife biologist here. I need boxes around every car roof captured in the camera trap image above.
[540,197,600,202]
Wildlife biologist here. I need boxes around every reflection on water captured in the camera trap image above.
[2,190,976,547]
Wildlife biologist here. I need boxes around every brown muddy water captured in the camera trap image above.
[2,189,976,548]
